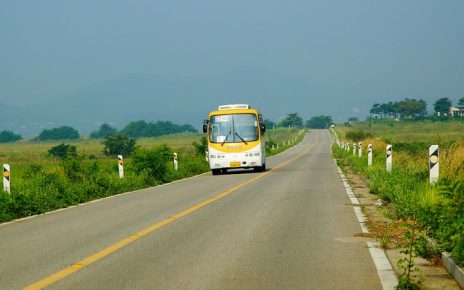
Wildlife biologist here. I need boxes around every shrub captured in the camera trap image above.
[345,130,373,142]
[48,143,77,159]
[131,145,172,182]
[102,134,137,156]
[192,136,208,156]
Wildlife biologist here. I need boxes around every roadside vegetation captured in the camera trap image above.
[332,119,464,270]
[0,128,304,223]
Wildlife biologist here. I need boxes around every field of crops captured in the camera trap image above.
[332,119,464,267]
[0,128,305,222]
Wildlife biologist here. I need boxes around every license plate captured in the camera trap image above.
[230,161,241,168]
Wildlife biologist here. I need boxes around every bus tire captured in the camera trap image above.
[212,169,221,175]
[254,164,266,172]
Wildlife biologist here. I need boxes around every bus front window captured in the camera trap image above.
[209,114,258,143]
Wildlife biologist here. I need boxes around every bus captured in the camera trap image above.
[203,104,266,175]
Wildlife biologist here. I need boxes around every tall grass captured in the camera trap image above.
[333,121,464,266]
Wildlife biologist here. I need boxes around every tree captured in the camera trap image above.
[278,113,304,128]
[102,134,137,156]
[306,116,333,129]
[0,130,22,143]
[434,97,452,114]
[264,119,275,129]
[120,120,197,137]
[396,98,427,119]
[90,123,117,139]
[48,143,77,159]
[35,126,80,140]
[458,97,464,109]
[370,103,382,117]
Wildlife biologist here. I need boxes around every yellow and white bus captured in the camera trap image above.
[203,104,266,175]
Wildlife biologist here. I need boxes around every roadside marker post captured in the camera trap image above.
[3,164,10,193]
[353,143,356,156]
[368,144,372,167]
[358,142,362,158]
[205,151,209,162]
[173,153,178,171]
[118,155,124,179]
[386,145,392,173]
[429,145,439,185]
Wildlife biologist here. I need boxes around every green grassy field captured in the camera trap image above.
[337,118,464,144]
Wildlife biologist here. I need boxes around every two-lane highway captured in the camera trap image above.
[0,130,383,289]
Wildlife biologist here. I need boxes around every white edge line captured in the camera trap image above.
[334,159,398,290]
[1,134,309,227]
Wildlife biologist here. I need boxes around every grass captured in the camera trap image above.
[338,118,464,144]
[331,119,464,267]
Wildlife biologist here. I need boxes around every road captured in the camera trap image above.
[0,130,383,290]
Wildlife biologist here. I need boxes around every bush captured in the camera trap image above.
[36,126,80,140]
[102,134,137,156]
[345,130,373,142]
[192,136,208,156]
[0,130,22,143]
[131,145,172,182]
[48,143,77,159]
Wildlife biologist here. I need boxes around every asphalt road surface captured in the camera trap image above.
[0,130,382,290]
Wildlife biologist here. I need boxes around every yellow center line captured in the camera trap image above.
[24,131,320,290]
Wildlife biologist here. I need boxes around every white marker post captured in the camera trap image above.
[353,143,356,156]
[358,142,362,158]
[3,164,10,193]
[205,151,209,162]
[118,155,124,179]
[173,153,178,171]
[429,145,439,185]
[386,145,392,173]
[368,144,373,167]
[347,143,350,152]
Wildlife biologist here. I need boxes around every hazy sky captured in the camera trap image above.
[1,0,464,122]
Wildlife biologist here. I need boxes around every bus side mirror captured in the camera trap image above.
[203,120,208,133]
[261,123,266,133]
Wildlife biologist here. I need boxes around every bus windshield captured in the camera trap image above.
[209,113,259,143]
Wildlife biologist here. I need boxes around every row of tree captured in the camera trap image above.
[264,113,333,129]
[0,120,198,143]
[370,97,464,119]
[90,121,196,139]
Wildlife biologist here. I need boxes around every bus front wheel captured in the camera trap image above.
[212,169,221,175]
[254,163,266,172]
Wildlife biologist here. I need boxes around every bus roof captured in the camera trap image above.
[218,104,250,110]
[208,104,262,118]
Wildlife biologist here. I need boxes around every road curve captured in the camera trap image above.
[0,130,382,290]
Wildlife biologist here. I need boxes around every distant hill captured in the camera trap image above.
[0,69,337,137]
